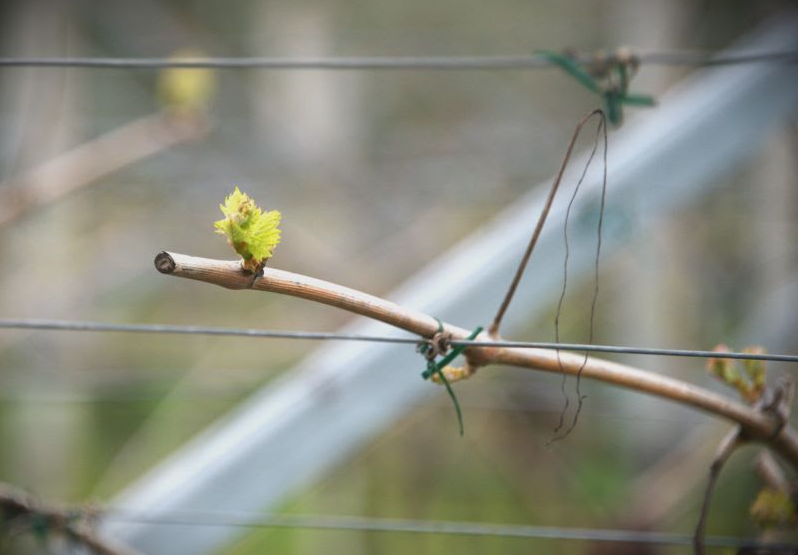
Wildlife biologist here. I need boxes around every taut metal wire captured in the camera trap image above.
[1,318,796,364]
[0,50,796,70]
[99,509,798,549]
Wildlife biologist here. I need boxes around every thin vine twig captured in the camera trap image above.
[488,109,604,338]
[693,377,794,555]
[692,427,743,555]
[154,251,798,467]
[482,109,608,441]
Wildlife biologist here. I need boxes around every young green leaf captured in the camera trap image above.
[214,187,281,273]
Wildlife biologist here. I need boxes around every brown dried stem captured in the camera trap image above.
[154,251,798,467]
[488,108,604,337]
[693,428,743,555]
[0,482,144,555]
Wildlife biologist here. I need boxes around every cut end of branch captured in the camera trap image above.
[155,251,176,274]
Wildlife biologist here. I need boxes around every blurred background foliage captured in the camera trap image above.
[1,0,797,553]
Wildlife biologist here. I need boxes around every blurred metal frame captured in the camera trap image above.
[102,14,798,555]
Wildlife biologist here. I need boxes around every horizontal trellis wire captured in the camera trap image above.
[97,509,796,549]
[0,50,797,70]
[1,318,796,363]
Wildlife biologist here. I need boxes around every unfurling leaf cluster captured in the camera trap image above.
[214,187,281,273]
[707,344,766,404]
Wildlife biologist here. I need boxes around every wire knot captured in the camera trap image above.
[422,330,452,361]
[586,47,640,83]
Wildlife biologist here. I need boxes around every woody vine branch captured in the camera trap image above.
[153,250,798,467]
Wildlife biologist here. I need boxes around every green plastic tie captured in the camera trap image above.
[30,513,50,542]
[538,50,656,126]
[420,323,483,436]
